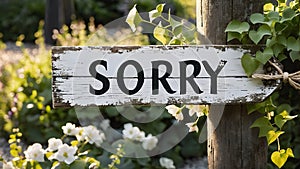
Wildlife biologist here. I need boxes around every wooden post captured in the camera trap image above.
[45,0,74,44]
[196,0,268,168]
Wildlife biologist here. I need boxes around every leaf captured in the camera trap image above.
[266,38,276,47]
[281,8,296,22]
[70,160,87,169]
[250,13,265,24]
[267,130,284,145]
[225,20,250,34]
[278,54,288,61]
[286,148,294,158]
[153,23,171,45]
[182,27,196,42]
[271,150,288,168]
[255,47,273,64]
[276,35,287,46]
[290,51,300,62]
[272,44,285,57]
[247,102,266,114]
[280,110,298,120]
[250,116,274,137]
[268,11,280,21]
[227,32,242,42]
[287,37,300,51]
[241,54,260,77]
[156,3,165,13]
[170,17,182,31]
[249,25,272,44]
[126,5,143,32]
[264,3,274,12]
[275,115,287,129]
[149,10,160,22]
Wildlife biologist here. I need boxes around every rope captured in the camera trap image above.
[252,61,300,90]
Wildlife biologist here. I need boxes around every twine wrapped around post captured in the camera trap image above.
[252,61,300,90]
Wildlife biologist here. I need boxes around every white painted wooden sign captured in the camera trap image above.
[52,46,278,107]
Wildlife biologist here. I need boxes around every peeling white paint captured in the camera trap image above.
[52,46,278,107]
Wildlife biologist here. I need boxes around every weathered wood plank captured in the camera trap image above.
[52,45,278,107]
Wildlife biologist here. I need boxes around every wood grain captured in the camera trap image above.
[52,46,278,107]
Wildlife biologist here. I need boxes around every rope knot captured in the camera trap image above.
[252,61,300,90]
[283,72,289,83]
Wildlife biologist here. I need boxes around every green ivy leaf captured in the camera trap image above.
[227,32,242,42]
[266,38,276,47]
[241,54,260,77]
[250,116,274,137]
[149,10,160,22]
[182,27,196,42]
[271,148,294,168]
[170,17,182,31]
[153,23,171,45]
[70,160,87,169]
[126,4,143,32]
[268,11,280,21]
[287,37,300,51]
[249,25,272,45]
[267,130,284,145]
[281,8,296,22]
[149,4,165,22]
[173,25,183,36]
[272,44,285,57]
[225,20,250,34]
[255,47,273,64]
[290,51,300,62]
[276,35,287,46]
[250,13,265,24]
[275,115,287,129]
[278,54,288,61]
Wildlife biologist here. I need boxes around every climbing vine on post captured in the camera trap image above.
[225,1,300,168]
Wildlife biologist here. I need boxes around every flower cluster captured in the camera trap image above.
[122,123,158,151]
[165,105,209,133]
[159,157,176,169]
[4,123,105,168]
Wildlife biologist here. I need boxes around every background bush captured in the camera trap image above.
[0,0,196,42]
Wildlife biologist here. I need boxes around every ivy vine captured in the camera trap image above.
[226,1,300,168]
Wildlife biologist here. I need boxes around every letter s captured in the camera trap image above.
[89,60,110,95]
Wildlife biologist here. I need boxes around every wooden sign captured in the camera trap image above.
[52,46,278,107]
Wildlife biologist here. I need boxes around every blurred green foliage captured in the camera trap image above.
[0,0,45,42]
[0,0,196,42]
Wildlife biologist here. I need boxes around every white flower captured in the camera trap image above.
[185,122,199,133]
[47,138,63,151]
[62,123,80,136]
[75,128,85,141]
[142,134,158,150]
[186,105,208,117]
[3,161,16,169]
[159,157,176,169]
[52,144,77,164]
[82,125,106,147]
[122,123,145,141]
[24,143,45,162]
[100,119,110,130]
[166,105,183,121]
